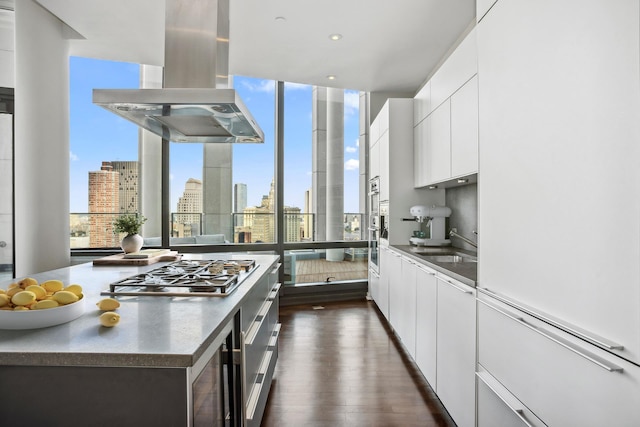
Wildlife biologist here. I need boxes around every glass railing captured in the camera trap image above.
[283,247,368,285]
[71,212,365,248]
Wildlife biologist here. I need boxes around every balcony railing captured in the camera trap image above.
[70,212,365,249]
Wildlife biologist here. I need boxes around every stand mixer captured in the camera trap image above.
[407,205,452,246]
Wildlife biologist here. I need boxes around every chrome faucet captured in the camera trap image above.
[449,228,478,248]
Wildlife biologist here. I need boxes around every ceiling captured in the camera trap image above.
[34,0,475,94]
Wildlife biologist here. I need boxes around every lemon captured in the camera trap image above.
[11,291,37,306]
[99,311,120,327]
[96,298,120,311]
[0,294,10,308]
[6,286,22,298]
[25,285,47,300]
[41,280,64,293]
[18,277,38,289]
[32,300,60,310]
[52,290,79,305]
[13,306,29,311]
[64,284,83,297]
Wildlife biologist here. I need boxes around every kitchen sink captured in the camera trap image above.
[419,254,477,263]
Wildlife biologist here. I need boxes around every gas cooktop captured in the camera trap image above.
[101,259,258,297]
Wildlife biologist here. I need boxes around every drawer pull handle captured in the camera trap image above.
[479,287,624,351]
[479,300,624,373]
[440,278,472,294]
[476,372,534,427]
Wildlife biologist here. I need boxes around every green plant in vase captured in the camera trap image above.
[113,214,147,253]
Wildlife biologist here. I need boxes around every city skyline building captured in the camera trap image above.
[109,160,139,213]
[234,183,247,227]
[88,162,119,247]
[175,178,203,237]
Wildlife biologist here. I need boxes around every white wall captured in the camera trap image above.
[14,0,70,276]
[0,8,14,272]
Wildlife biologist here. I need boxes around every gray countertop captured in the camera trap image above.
[0,253,279,368]
[391,245,477,287]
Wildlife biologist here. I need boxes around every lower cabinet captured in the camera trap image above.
[415,263,438,387]
[398,256,418,358]
[436,273,477,427]
[477,292,640,427]
[376,246,392,321]
[476,367,545,427]
[241,262,282,427]
[386,248,404,332]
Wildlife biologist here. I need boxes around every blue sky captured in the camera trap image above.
[69,57,361,214]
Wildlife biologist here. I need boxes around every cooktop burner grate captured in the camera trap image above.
[101,259,257,297]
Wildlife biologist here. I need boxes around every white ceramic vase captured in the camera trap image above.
[121,233,143,254]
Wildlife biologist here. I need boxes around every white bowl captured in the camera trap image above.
[0,296,86,330]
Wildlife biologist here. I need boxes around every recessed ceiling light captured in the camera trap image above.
[329,33,342,41]
[275,16,286,22]
[326,75,337,80]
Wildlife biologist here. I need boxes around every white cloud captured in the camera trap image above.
[346,146,357,153]
[240,79,276,93]
[344,90,359,117]
[285,82,311,91]
[356,138,359,147]
[169,173,175,181]
[345,158,359,170]
[69,151,79,161]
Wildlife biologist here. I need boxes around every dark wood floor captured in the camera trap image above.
[261,299,456,427]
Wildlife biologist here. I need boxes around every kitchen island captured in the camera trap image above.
[0,253,281,427]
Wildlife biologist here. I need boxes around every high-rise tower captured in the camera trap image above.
[234,183,247,227]
[88,162,119,247]
[176,178,203,236]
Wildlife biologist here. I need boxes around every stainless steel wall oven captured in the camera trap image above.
[368,177,380,273]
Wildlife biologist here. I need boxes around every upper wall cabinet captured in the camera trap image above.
[430,28,478,112]
[372,98,444,243]
[414,28,478,188]
[451,75,479,177]
[477,0,498,22]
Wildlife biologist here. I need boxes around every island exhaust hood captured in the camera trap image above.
[92,0,264,143]
[93,88,264,143]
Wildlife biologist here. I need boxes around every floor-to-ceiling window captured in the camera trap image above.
[69,57,140,250]
[69,60,367,287]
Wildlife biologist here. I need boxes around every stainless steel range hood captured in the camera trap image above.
[93,88,264,143]
[92,0,263,143]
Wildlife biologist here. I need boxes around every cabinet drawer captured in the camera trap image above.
[476,367,545,427]
[241,273,271,332]
[478,294,640,427]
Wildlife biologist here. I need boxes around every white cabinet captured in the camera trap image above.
[476,367,546,427]
[426,99,451,184]
[397,256,418,358]
[477,0,498,22]
[368,268,380,307]
[413,29,478,188]
[378,131,390,201]
[386,248,403,330]
[415,263,437,388]
[375,246,391,321]
[477,0,640,364]
[372,99,443,244]
[436,273,476,427]
[450,75,478,177]
[478,294,640,427]
[413,116,429,187]
[430,28,478,111]
[369,137,380,180]
[414,80,431,125]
